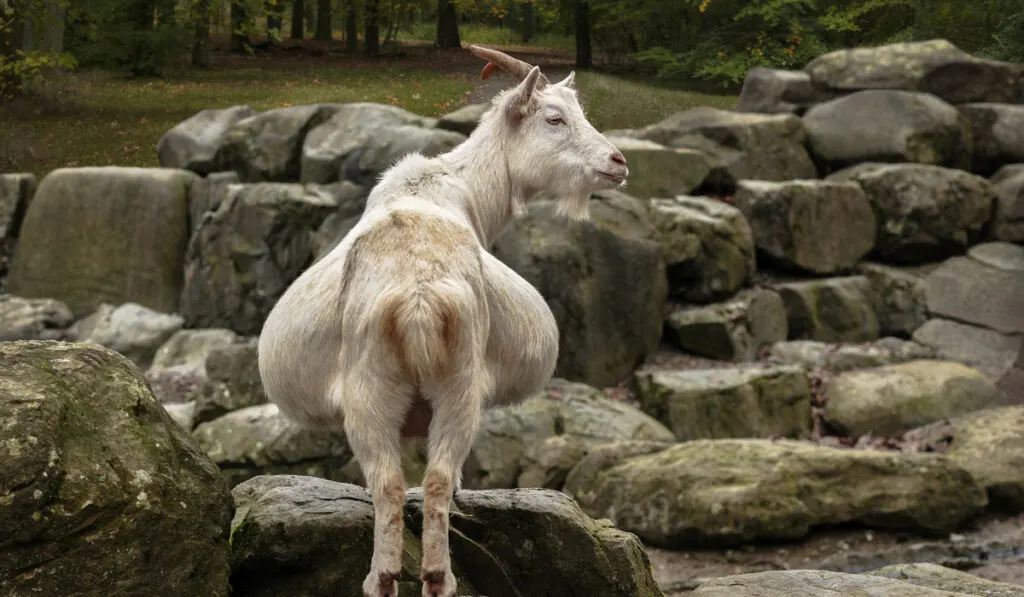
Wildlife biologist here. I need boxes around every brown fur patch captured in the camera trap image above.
[400,393,433,437]
[420,569,447,584]
[379,297,409,372]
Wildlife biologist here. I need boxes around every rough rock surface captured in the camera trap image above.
[942,406,1024,511]
[631,107,818,181]
[959,103,1024,175]
[310,181,371,259]
[69,302,185,370]
[990,164,1024,243]
[648,195,755,302]
[192,403,351,488]
[692,569,990,597]
[828,163,996,263]
[608,137,711,199]
[181,182,339,335]
[824,360,1008,437]
[925,253,1024,336]
[564,439,987,548]
[663,288,788,361]
[187,171,240,236]
[736,67,832,115]
[229,475,663,597]
[218,103,342,182]
[735,179,876,273]
[492,191,667,387]
[803,39,1023,104]
[869,563,1024,597]
[0,173,35,279]
[858,262,929,337]
[145,328,240,404]
[635,364,811,441]
[768,338,934,373]
[0,295,74,341]
[774,276,880,342]
[0,341,232,597]
[300,103,464,185]
[464,379,674,490]
[913,318,1022,381]
[5,167,197,317]
[435,102,489,136]
[190,338,267,424]
[803,90,969,172]
[156,105,258,174]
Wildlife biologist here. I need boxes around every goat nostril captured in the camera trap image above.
[611,151,627,166]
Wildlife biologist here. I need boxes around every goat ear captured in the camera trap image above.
[505,65,542,125]
[557,71,577,89]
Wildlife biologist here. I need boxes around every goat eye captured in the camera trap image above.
[546,116,564,125]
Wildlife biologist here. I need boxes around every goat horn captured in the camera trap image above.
[468,45,550,87]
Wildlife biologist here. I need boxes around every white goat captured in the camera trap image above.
[257,45,629,597]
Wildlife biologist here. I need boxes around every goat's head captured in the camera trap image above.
[469,45,628,220]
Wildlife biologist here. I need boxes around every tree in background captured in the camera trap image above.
[365,0,380,54]
[574,0,590,68]
[290,0,304,38]
[314,0,331,39]
[436,0,460,47]
[346,0,358,50]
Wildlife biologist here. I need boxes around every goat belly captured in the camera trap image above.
[400,393,433,437]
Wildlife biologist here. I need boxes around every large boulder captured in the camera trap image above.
[691,569,1007,597]
[774,276,880,342]
[924,249,1024,336]
[300,103,465,185]
[913,318,1022,382]
[648,195,755,302]
[0,294,74,341]
[492,191,667,387]
[0,173,35,279]
[69,302,185,370]
[190,338,267,424]
[229,475,662,597]
[631,107,818,181]
[435,102,489,136]
[735,67,832,115]
[768,338,934,373]
[803,90,969,172]
[869,563,1024,597]
[857,262,929,337]
[942,406,1024,511]
[192,403,351,488]
[828,163,995,263]
[464,379,674,490]
[635,364,811,441]
[959,103,1024,175]
[663,288,788,361]
[6,167,197,317]
[823,360,1008,437]
[990,164,1024,243]
[181,182,340,336]
[735,179,876,274]
[608,137,711,199]
[219,103,342,182]
[310,181,371,259]
[803,39,1023,104]
[188,171,240,236]
[0,341,232,596]
[145,328,240,404]
[564,439,987,548]
[156,105,258,175]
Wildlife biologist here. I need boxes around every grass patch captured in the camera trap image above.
[0,63,472,179]
[573,71,737,131]
[398,22,574,52]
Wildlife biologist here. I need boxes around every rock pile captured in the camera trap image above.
[1,36,1023,595]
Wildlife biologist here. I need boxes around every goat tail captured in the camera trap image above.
[378,280,469,381]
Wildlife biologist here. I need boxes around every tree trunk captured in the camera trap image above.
[314,0,332,40]
[230,2,251,52]
[290,0,304,39]
[364,0,379,55]
[521,0,534,43]
[574,0,591,69]
[305,0,315,33]
[345,0,358,51]
[192,0,211,67]
[267,0,284,44]
[436,0,460,48]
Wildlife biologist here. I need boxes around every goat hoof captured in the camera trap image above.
[420,569,457,597]
[364,570,401,597]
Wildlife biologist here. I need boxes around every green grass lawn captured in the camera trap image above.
[0,50,736,180]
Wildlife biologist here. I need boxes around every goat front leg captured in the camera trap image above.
[419,381,485,597]
[344,381,412,597]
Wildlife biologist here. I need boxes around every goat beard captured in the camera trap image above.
[557,190,591,221]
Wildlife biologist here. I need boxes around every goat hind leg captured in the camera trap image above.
[344,383,411,597]
[419,383,484,597]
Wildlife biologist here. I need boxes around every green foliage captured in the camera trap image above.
[0,48,77,98]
